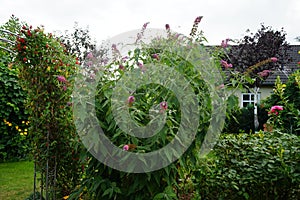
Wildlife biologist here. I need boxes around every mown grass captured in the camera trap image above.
[0,161,36,200]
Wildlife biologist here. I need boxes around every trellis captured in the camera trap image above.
[0,29,56,200]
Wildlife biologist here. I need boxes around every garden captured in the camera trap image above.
[0,15,300,200]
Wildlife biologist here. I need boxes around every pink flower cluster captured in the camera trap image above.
[258,70,271,77]
[221,38,230,48]
[220,60,233,69]
[269,105,283,115]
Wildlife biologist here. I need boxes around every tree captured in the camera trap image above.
[222,24,291,131]
[58,23,97,63]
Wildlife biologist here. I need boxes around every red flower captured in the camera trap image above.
[27,30,32,37]
[23,57,27,62]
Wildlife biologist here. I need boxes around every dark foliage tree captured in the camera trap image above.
[224,24,291,86]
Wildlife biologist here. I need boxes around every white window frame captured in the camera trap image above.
[241,93,261,108]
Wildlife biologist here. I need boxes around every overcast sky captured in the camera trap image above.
[1,0,300,45]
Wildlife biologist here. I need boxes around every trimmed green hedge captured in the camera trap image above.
[194,132,300,200]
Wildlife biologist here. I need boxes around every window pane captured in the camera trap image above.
[243,94,249,100]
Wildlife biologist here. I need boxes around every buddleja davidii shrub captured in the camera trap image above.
[15,25,82,197]
[194,132,300,200]
[71,23,218,199]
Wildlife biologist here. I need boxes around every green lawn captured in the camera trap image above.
[0,161,36,200]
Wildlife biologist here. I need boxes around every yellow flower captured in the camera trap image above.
[3,119,7,122]
[22,121,25,124]
[18,129,22,132]
[298,50,300,54]
[24,132,28,136]
[24,129,28,132]
[20,132,24,136]
[15,126,19,130]
[47,66,51,71]
[8,123,12,126]
[63,195,69,199]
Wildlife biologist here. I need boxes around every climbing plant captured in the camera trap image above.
[15,23,82,198]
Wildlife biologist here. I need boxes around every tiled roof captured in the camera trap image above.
[261,45,300,86]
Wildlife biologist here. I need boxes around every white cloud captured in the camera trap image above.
[0,0,299,44]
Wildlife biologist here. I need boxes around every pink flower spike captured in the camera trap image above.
[194,16,203,24]
[221,38,230,48]
[152,54,159,60]
[57,75,67,83]
[128,96,135,104]
[112,44,117,51]
[87,61,93,67]
[122,56,129,61]
[143,22,150,29]
[165,24,170,30]
[137,62,143,68]
[258,70,271,77]
[119,64,125,70]
[220,60,233,69]
[87,52,93,59]
[123,145,129,151]
[271,57,278,62]
[160,101,168,111]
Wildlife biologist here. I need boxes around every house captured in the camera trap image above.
[238,45,300,107]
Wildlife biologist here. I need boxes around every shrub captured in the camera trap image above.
[70,20,227,199]
[223,103,268,134]
[0,15,30,161]
[263,70,300,135]
[194,132,300,200]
